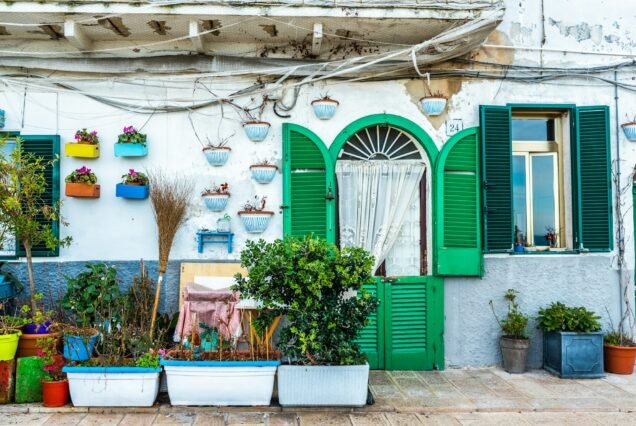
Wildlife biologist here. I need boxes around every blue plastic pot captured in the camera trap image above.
[543,331,604,379]
[249,165,277,184]
[114,143,148,157]
[311,99,339,120]
[203,194,229,212]
[514,244,525,253]
[116,183,149,199]
[64,330,99,361]
[0,275,16,300]
[239,212,273,233]
[419,97,447,116]
[203,148,230,166]
[24,321,52,334]
[243,122,270,142]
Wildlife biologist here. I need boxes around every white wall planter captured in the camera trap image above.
[243,122,271,142]
[203,193,230,212]
[161,360,280,406]
[249,165,278,184]
[62,366,160,407]
[238,211,274,233]
[277,364,369,407]
[419,96,447,116]
[621,122,636,141]
[203,147,231,165]
[311,98,339,120]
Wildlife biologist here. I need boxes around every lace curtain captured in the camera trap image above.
[336,160,426,273]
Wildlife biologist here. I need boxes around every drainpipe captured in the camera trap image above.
[614,70,625,323]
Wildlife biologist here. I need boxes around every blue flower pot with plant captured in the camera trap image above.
[63,329,100,361]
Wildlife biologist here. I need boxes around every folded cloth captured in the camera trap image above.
[174,283,241,343]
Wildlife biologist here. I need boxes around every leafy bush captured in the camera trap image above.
[233,236,379,366]
[537,302,601,333]
[490,289,529,339]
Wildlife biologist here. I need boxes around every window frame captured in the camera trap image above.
[0,132,21,260]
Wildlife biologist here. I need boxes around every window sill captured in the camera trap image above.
[509,250,579,255]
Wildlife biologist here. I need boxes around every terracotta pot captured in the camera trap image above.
[41,379,69,407]
[17,332,61,358]
[65,182,100,198]
[604,344,636,374]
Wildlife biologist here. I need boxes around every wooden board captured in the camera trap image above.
[179,262,247,307]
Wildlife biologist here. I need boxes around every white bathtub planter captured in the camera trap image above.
[621,121,636,141]
[311,96,339,120]
[203,146,231,165]
[243,121,271,142]
[161,359,280,406]
[62,366,161,407]
[419,95,448,116]
[249,164,278,184]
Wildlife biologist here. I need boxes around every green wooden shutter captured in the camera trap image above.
[282,124,335,243]
[480,106,513,252]
[357,280,384,370]
[17,135,60,257]
[575,106,612,251]
[435,128,482,276]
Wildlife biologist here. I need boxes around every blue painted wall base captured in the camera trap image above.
[543,331,604,379]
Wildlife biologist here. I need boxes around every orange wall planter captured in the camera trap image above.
[65,182,100,198]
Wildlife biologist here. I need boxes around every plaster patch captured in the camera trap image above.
[202,20,222,37]
[259,25,278,38]
[509,22,533,45]
[404,79,462,130]
[472,30,514,65]
[549,19,603,44]
[148,20,171,36]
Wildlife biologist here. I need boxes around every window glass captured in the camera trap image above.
[512,155,528,245]
[512,118,555,141]
[531,155,556,246]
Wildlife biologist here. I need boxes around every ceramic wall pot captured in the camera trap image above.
[238,211,274,233]
[249,165,278,184]
[203,147,231,165]
[621,123,636,141]
[243,122,271,142]
[311,99,339,120]
[203,193,230,212]
[419,97,447,116]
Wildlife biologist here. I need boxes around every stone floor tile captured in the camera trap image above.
[415,413,461,425]
[29,405,89,414]
[543,383,603,398]
[349,413,388,426]
[369,372,395,386]
[43,413,87,426]
[428,384,464,399]
[120,413,158,426]
[154,413,197,425]
[192,414,225,426]
[526,397,617,411]
[298,413,352,426]
[389,371,418,379]
[77,413,123,426]
[384,413,423,426]
[371,385,405,400]
[393,377,424,388]
[400,386,435,399]
[266,413,298,426]
[591,412,636,425]
[226,412,266,425]
[452,412,530,425]
[470,397,532,411]
[577,381,632,399]
[502,380,557,398]
[0,413,52,426]
[417,372,451,386]
[524,412,602,425]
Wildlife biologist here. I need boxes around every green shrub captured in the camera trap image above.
[490,289,529,339]
[537,302,601,333]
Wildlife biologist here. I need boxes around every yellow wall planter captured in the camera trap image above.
[65,143,100,158]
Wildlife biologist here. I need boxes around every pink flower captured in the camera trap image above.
[158,348,166,357]
[37,349,45,357]
[43,365,53,371]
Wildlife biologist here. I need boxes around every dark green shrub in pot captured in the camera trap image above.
[490,289,530,374]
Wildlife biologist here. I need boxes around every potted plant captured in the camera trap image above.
[419,91,447,116]
[0,314,24,361]
[234,236,379,407]
[65,166,100,198]
[242,98,271,142]
[537,302,603,378]
[115,125,148,157]
[38,336,69,407]
[202,182,230,212]
[17,293,62,358]
[311,95,339,120]
[490,289,530,374]
[65,128,100,158]
[202,137,232,166]
[621,115,636,141]
[238,196,274,233]
[116,169,150,199]
[249,160,278,184]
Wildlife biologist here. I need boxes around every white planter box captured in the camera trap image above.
[62,367,160,407]
[277,364,369,407]
[161,360,280,406]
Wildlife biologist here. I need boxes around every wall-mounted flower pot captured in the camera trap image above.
[543,331,604,378]
[621,122,636,141]
[0,274,17,300]
[311,98,339,120]
[419,96,447,116]
[116,183,149,199]
[203,147,231,166]
[63,329,99,362]
[604,344,636,374]
[203,193,230,212]
[243,122,271,142]
[41,379,69,407]
[63,366,161,406]
[161,359,280,406]
[238,211,274,233]
[114,143,148,157]
[65,143,100,158]
[0,109,5,128]
[249,165,278,184]
[0,331,21,361]
[65,182,100,198]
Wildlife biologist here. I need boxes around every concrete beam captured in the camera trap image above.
[189,20,205,53]
[64,20,92,51]
[312,23,323,56]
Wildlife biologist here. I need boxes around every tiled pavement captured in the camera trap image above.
[2,368,636,425]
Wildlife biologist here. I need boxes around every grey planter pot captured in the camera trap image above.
[543,331,604,379]
[277,364,369,407]
[500,337,529,374]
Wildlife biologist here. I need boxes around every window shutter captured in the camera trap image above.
[356,280,384,370]
[575,106,612,251]
[17,135,60,257]
[480,106,513,252]
[282,124,335,243]
[435,128,482,276]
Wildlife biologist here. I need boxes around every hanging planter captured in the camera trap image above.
[65,167,100,198]
[243,122,271,142]
[249,163,278,184]
[203,146,231,166]
[621,121,636,141]
[202,183,230,212]
[116,169,149,200]
[239,196,273,233]
[115,126,148,157]
[65,128,100,158]
[311,96,339,120]
[419,95,448,116]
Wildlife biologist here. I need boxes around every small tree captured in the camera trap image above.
[0,137,71,312]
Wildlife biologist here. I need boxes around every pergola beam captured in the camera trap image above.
[64,20,92,51]
[189,20,206,53]
[312,23,323,56]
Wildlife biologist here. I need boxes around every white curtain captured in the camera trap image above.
[336,160,426,273]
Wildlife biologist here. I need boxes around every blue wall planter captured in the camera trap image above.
[249,165,277,184]
[203,148,231,166]
[114,143,148,157]
[243,122,271,142]
[203,194,229,212]
[543,331,604,379]
[311,99,339,120]
[239,211,273,233]
[64,331,99,361]
[419,97,447,116]
[0,275,16,300]
[116,183,149,199]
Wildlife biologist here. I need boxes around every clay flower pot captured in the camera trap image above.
[17,332,61,358]
[41,379,70,407]
[604,344,636,374]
